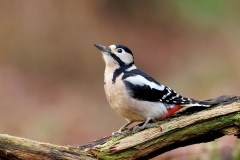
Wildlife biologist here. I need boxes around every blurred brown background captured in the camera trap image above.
[0,0,240,159]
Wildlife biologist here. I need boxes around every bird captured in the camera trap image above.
[94,43,214,135]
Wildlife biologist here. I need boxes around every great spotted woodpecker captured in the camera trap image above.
[94,44,212,135]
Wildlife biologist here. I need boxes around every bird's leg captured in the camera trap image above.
[112,121,133,136]
[133,118,162,132]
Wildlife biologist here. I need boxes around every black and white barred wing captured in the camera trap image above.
[122,70,209,107]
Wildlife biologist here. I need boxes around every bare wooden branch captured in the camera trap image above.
[0,134,95,160]
[0,95,239,160]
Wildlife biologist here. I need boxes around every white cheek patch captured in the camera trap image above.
[116,52,133,64]
[125,75,164,91]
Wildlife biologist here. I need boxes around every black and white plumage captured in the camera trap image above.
[94,44,212,134]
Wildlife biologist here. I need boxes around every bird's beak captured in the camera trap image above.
[93,44,111,53]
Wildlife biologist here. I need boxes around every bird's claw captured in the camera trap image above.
[112,131,122,136]
[133,123,162,132]
[112,128,127,136]
[112,130,130,136]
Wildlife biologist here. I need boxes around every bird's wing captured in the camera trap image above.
[122,69,196,105]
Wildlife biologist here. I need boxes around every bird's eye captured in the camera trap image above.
[116,48,123,53]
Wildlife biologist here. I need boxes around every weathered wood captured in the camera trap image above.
[0,134,95,160]
[0,95,239,160]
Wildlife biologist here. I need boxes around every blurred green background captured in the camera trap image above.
[0,0,240,159]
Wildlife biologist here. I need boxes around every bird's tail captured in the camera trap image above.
[178,97,217,107]
[175,98,216,114]
[197,95,239,106]
[176,95,239,114]
[193,99,217,107]
[184,95,239,107]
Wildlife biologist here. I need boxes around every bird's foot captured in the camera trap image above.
[112,128,128,136]
[112,121,133,136]
[112,130,122,136]
[133,123,162,132]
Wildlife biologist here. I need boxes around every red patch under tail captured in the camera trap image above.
[158,105,183,120]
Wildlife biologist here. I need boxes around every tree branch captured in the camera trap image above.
[0,95,239,160]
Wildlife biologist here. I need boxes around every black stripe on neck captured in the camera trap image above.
[112,63,134,84]
[110,53,125,66]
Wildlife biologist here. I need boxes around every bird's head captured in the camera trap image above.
[94,44,134,67]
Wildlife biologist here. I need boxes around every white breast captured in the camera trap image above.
[104,67,168,122]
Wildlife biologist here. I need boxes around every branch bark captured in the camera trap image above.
[0,95,239,160]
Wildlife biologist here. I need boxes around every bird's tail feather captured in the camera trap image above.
[180,98,216,107]
[177,95,240,114]
[197,95,240,107]
[185,95,239,107]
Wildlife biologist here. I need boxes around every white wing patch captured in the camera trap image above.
[124,75,164,91]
